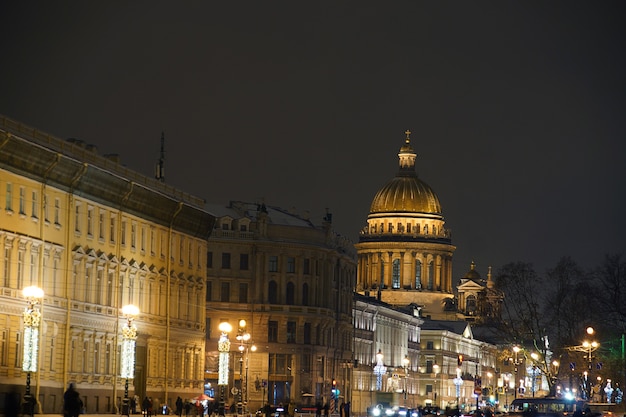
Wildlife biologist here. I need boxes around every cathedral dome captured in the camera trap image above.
[370,176,441,214]
[369,130,442,215]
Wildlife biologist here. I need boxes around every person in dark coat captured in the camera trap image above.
[63,383,82,417]
[5,386,21,417]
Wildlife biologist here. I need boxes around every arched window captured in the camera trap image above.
[302,283,309,306]
[415,260,422,289]
[466,295,477,315]
[392,259,400,289]
[268,280,278,304]
[286,282,295,305]
[427,261,434,290]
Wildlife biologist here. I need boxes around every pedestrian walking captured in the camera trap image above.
[63,383,83,417]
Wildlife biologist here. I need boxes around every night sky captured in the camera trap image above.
[1,1,625,278]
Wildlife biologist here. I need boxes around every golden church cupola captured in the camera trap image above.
[361,130,450,242]
[355,131,456,319]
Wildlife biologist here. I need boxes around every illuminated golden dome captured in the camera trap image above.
[369,130,442,215]
[370,177,441,214]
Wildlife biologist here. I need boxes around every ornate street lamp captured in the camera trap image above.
[511,346,522,399]
[582,327,599,400]
[218,322,233,416]
[121,304,139,417]
[373,349,386,391]
[433,363,440,408]
[530,352,539,397]
[402,355,410,404]
[502,373,510,410]
[236,320,255,414]
[22,286,44,417]
[453,369,463,410]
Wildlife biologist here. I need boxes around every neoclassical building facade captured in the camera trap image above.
[355,131,456,319]
[204,201,356,412]
[0,116,214,414]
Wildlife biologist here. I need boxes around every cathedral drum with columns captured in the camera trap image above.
[355,131,456,320]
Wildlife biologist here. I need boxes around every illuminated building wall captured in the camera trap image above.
[0,116,215,413]
[205,201,356,412]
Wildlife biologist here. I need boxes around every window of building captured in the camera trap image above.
[19,186,25,215]
[207,251,213,268]
[239,283,248,303]
[48,337,55,370]
[94,341,100,374]
[120,220,126,246]
[221,253,231,269]
[268,281,278,304]
[426,360,434,374]
[3,247,11,287]
[268,321,278,343]
[74,202,81,232]
[131,222,137,249]
[110,215,116,243]
[105,343,111,374]
[17,250,24,288]
[269,256,278,272]
[240,254,249,270]
[31,190,38,219]
[0,329,7,366]
[426,341,434,350]
[5,183,12,211]
[54,198,60,225]
[220,282,230,302]
[415,260,422,289]
[206,281,212,302]
[86,206,94,236]
[466,295,477,315]
[302,283,309,306]
[43,193,49,222]
[99,211,105,239]
[427,261,434,290]
[303,323,311,345]
[303,259,310,275]
[287,321,296,343]
[287,257,295,273]
[392,259,400,289]
[286,282,295,305]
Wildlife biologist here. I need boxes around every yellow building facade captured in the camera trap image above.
[0,116,214,413]
[205,201,356,413]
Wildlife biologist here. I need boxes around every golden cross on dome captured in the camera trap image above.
[404,129,411,143]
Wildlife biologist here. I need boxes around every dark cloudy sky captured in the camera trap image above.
[1,1,625,278]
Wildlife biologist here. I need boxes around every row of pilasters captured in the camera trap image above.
[357,250,453,292]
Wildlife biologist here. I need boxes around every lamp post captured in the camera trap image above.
[121,304,139,417]
[236,320,256,415]
[453,368,463,410]
[433,363,440,408]
[530,353,539,397]
[582,327,599,400]
[22,286,44,417]
[373,350,386,391]
[218,322,233,416]
[503,374,510,410]
[403,355,410,404]
[512,346,521,399]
